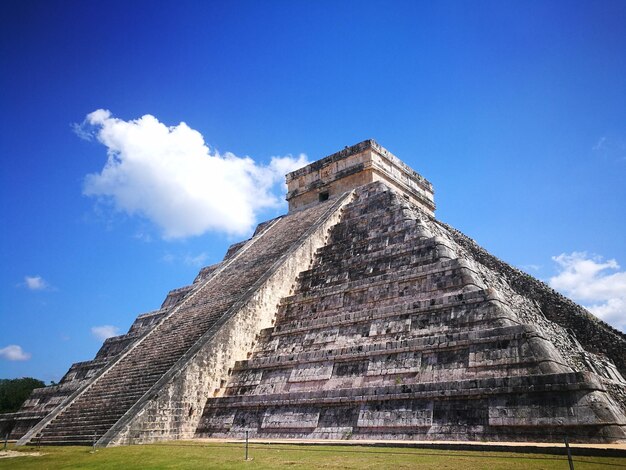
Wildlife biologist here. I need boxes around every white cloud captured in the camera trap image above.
[71,121,92,141]
[161,251,210,267]
[24,275,49,290]
[521,264,541,272]
[0,345,31,361]
[91,325,120,341]
[133,231,153,243]
[161,253,176,263]
[76,110,308,239]
[592,136,607,152]
[184,252,209,267]
[592,134,626,161]
[549,252,626,331]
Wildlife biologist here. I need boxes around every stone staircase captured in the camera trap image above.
[5,306,174,440]
[20,195,350,445]
[196,183,626,442]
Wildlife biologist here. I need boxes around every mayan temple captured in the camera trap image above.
[5,139,626,446]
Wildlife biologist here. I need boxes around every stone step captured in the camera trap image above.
[312,226,430,259]
[32,197,339,443]
[272,289,495,336]
[279,258,472,310]
[311,238,439,269]
[297,250,446,292]
[235,325,537,371]
[277,284,476,327]
[37,423,116,436]
[203,372,601,409]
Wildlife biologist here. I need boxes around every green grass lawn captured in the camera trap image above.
[1,441,624,469]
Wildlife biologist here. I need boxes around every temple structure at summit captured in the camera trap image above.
[3,140,625,445]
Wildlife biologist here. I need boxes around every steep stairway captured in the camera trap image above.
[21,196,349,445]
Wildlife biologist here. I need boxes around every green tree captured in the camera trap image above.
[0,377,45,413]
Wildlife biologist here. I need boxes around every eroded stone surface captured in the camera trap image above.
[286,140,435,215]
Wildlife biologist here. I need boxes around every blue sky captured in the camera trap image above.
[1,0,625,382]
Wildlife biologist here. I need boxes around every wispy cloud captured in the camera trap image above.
[22,275,51,291]
[592,134,626,161]
[91,325,120,341]
[162,251,210,267]
[592,136,607,152]
[133,231,153,243]
[184,252,209,267]
[549,251,626,332]
[521,264,541,272]
[0,345,31,361]
[75,110,308,239]
[161,253,176,263]
[71,121,92,141]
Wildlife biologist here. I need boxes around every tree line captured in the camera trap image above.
[0,377,45,413]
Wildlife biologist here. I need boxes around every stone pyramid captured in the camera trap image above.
[8,140,626,446]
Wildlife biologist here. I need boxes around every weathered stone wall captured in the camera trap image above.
[437,220,626,376]
[286,139,435,215]
[287,167,373,212]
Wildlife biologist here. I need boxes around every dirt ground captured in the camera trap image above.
[0,450,44,459]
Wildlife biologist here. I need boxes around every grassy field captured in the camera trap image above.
[1,441,625,469]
